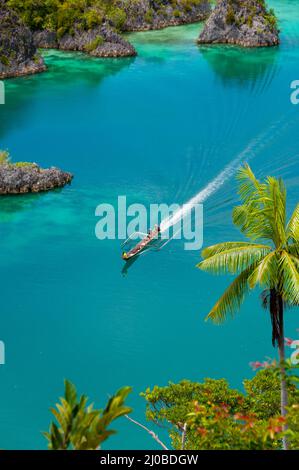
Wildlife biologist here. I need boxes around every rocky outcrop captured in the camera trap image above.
[119,0,211,31]
[0,163,73,194]
[11,0,211,60]
[33,30,58,49]
[0,0,45,78]
[34,25,136,58]
[197,0,279,47]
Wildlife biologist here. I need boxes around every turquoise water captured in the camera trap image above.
[0,0,298,449]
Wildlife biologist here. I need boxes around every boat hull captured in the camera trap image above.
[122,227,160,261]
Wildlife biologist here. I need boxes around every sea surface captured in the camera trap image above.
[0,0,298,449]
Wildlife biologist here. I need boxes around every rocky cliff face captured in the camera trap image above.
[0,163,73,194]
[0,0,45,78]
[33,25,136,58]
[32,0,211,57]
[197,0,279,47]
[119,0,211,31]
[9,0,211,60]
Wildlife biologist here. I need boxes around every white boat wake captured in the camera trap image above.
[160,118,285,233]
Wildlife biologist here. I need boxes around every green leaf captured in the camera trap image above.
[64,380,77,406]
[248,252,278,289]
[286,203,299,243]
[198,245,271,275]
[44,381,132,450]
[205,264,256,323]
[280,251,299,305]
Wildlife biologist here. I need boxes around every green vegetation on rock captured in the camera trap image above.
[84,35,104,52]
[8,0,126,34]
[8,0,211,36]
[0,55,10,66]
[0,150,10,164]
[0,150,36,168]
[225,0,278,31]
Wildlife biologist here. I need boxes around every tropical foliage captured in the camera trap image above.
[0,150,10,164]
[7,0,208,36]
[0,150,36,168]
[8,0,126,35]
[44,380,132,450]
[141,367,299,449]
[286,403,299,449]
[198,164,299,324]
[225,0,278,32]
[197,164,299,448]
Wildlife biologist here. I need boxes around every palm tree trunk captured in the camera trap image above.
[270,289,288,450]
[278,338,289,450]
[277,293,288,450]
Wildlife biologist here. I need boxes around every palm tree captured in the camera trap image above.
[197,164,299,450]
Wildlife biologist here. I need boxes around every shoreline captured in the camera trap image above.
[0,163,73,194]
[0,61,46,80]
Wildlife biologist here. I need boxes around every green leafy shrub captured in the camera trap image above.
[13,162,36,168]
[33,54,40,64]
[181,0,192,13]
[44,380,132,450]
[226,4,235,25]
[287,404,299,450]
[0,55,10,66]
[84,8,104,29]
[243,368,299,419]
[181,0,204,13]
[264,8,277,31]
[8,0,106,34]
[7,0,210,37]
[144,8,154,24]
[156,8,166,17]
[8,0,59,30]
[0,150,10,165]
[106,7,127,31]
[247,14,253,27]
[187,403,284,450]
[84,35,104,52]
[142,368,299,450]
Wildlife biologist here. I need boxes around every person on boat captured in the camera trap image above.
[122,252,128,260]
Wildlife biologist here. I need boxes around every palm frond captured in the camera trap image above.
[198,245,271,275]
[201,241,268,259]
[248,252,278,289]
[289,253,299,270]
[286,203,299,243]
[236,164,261,203]
[265,176,287,247]
[279,251,299,305]
[232,166,288,248]
[205,265,256,323]
[232,204,274,242]
[288,243,299,257]
[200,164,298,330]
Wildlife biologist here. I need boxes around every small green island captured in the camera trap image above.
[198,0,279,46]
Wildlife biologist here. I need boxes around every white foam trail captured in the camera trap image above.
[160,120,282,232]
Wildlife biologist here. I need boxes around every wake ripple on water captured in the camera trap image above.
[160,115,290,232]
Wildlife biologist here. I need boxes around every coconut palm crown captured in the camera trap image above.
[197,164,299,449]
[198,164,299,330]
